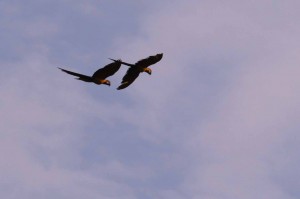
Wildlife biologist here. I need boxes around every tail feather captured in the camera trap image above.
[58,67,93,82]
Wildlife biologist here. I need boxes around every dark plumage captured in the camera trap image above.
[110,53,163,90]
[58,61,122,86]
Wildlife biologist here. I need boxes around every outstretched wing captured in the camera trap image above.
[92,61,121,79]
[117,68,140,90]
[58,67,93,82]
[135,53,163,68]
[109,58,134,67]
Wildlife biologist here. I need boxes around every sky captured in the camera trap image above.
[0,0,300,198]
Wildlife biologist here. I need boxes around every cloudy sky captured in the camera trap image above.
[1,0,300,198]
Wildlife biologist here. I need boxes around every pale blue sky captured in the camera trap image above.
[1,1,300,198]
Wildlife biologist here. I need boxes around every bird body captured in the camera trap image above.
[58,61,121,86]
[110,53,163,90]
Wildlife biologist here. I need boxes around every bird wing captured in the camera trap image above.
[135,53,163,68]
[92,61,122,79]
[58,67,93,82]
[109,58,134,67]
[117,67,140,90]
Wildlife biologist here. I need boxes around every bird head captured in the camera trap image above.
[104,80,111,86]
[144,68,152,75]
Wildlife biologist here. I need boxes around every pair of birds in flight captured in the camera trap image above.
[58,53,163,90]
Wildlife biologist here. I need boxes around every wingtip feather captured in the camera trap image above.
[117,82,130,90]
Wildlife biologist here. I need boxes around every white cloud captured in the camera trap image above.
[183,54,300,199]
[0,52,138,198]
[1,0,300,198]
[111,0,300,198]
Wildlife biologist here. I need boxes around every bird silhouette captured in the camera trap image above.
[110,53,163,90]
[58,60,122,86]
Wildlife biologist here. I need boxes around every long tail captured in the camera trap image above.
[58,67,93,82]
[109,58,135,67]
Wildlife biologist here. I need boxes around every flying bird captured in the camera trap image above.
[110,53,163,90]
[58,61,122,86]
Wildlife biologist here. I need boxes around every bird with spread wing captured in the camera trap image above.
[58,60,122,86]
[110,53,163,90]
